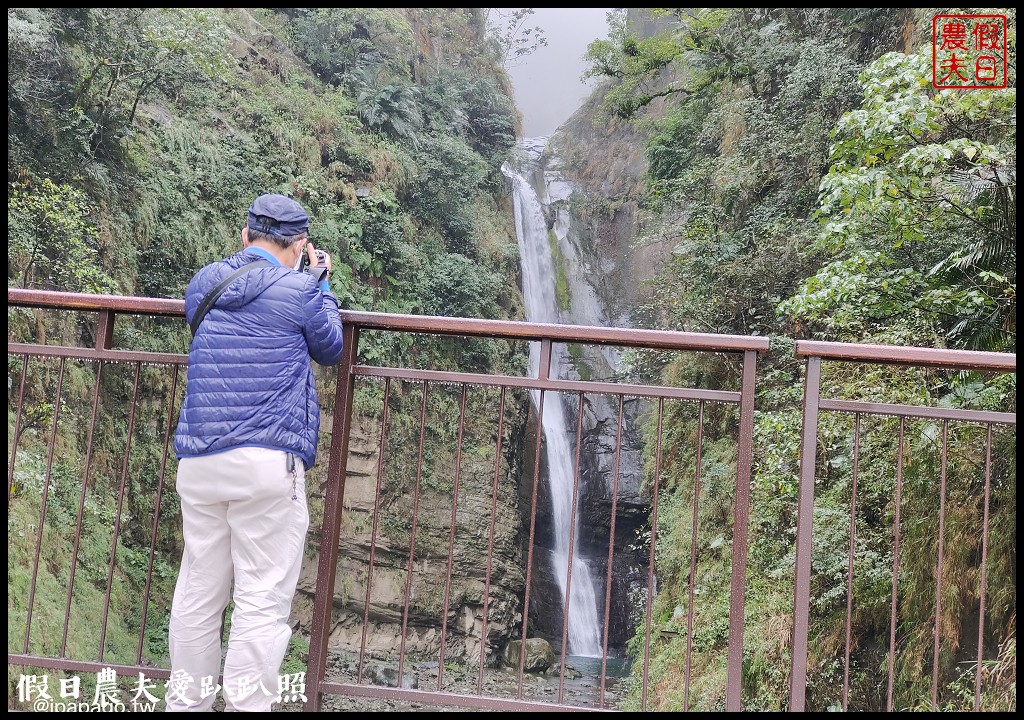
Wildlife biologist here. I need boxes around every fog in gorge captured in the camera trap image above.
[503,8,612,138]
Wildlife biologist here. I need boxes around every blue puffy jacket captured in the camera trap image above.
[174,249,345,469]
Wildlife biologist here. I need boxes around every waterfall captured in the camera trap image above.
[503,140,603,658]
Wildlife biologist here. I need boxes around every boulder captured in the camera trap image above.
[503,638,555,673]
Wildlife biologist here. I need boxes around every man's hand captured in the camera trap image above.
[305,243,332,275]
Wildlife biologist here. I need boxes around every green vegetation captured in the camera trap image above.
[586,7,1015,712]
[549,229,572,312]
[780,48,1016,351]
[8,8,521,322]
[566,342,592,381]
[8,403,177,709]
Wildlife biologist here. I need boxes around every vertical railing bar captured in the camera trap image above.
[136,364,180,664]
[95,309,115,351]
[99,360,142,661]
[518,339,552,698]
[62,360,104,657]
[842,412,861,712]
[24,356,67,654]
[931,419,949,709]
[438,383,469,692]
[478,386,507,695]
[725,349,757,711]
[974,423,993,711]
[789,354,821,712]
[886,416,907,713]
[557,391,586,704]
[684,400,705,712]
[357,375,390,685]
[641,397,665,712]
[8,355,29,505]
[537,339,552,383]
[397,380,429,683]
[599,395,625,709]
[305,323,359,711]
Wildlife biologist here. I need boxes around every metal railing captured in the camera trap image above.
[7,288,1016,711]
[790,341,1015,712]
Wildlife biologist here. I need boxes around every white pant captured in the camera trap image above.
[167,446,309,712]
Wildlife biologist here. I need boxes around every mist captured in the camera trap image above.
[502,8,613,138]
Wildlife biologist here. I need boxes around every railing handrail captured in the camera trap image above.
[795,339,1015,372]
[10,289,1019,367]
[8,287,186,317]
[339,310,770,352]
[8,288,770,353]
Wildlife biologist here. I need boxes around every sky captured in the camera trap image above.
[502,8,613,138]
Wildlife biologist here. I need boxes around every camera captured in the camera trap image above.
[294,247,329,272]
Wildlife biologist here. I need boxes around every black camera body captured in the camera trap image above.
[295,248,329,272]
[293,246,330,285]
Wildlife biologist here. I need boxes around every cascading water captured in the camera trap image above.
[503,140,603,658]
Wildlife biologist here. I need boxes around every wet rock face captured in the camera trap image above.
[523,547,564,644]
[576,394,649,533]
[520,393,650,649]
[295,403,530,663]
[575,393,651,650]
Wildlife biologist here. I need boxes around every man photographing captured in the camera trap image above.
[168,193,345,711]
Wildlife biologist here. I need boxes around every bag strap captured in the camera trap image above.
[189,260,271,338]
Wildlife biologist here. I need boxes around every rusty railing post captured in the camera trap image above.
[95,309,115,350]
[789,354,821,711]
[725,349,757,711]
[305,323,359,711]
